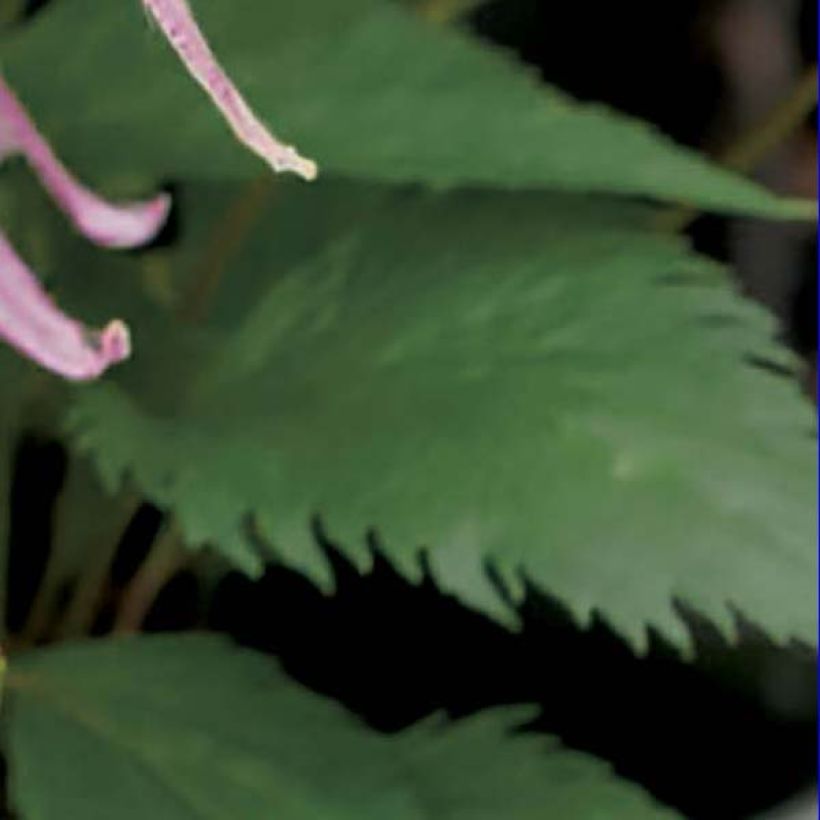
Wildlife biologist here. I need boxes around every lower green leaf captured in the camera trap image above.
[5,635,678,819]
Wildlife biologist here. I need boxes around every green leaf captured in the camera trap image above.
[55,180,815,650]
[0,0,811,218]
[6,635,679,819]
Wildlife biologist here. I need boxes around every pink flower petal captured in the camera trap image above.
[0,230,130,380]
[0,75,170,249]
[143,0,317,181]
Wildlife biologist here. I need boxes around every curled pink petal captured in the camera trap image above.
[143,0,317,181]
[0,75,171,249]
[0,231,130,381]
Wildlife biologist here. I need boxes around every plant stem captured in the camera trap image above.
[181,175,273,323]
[0,0,27,27]
[414,0,483,24]
[112,521,187,635]
[21,467,135,645]
[55,494,141,641]
[658,65,817,232]
[720,66,817,174]
[21,524,69,646]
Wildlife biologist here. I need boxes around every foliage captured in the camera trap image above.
[1,0,813,217]
[54,181,815,650]
[7,635,677,819]
[0,0,814,817]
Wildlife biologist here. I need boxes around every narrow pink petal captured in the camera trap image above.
[0,75,170,249]
[0,231,130,380]
[143,0,317,181]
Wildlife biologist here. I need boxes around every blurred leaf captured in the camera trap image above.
[0,0,812,218]
[52,180,816,650]
[6,634,679,819]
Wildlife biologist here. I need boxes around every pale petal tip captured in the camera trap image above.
[98,319,132,365]
[43,318,131,383]
[272,146,318,182]
[70,319,131,381]
[83,191,172,250]
[297,158,319,182]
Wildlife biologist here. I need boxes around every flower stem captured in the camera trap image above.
[112,521,187,635]
[414,0,483,24]
[181,175,273,323]
[658,65,817,232]
[720,66,818,174]
[0,0,27,27]
[55,494,142,641]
